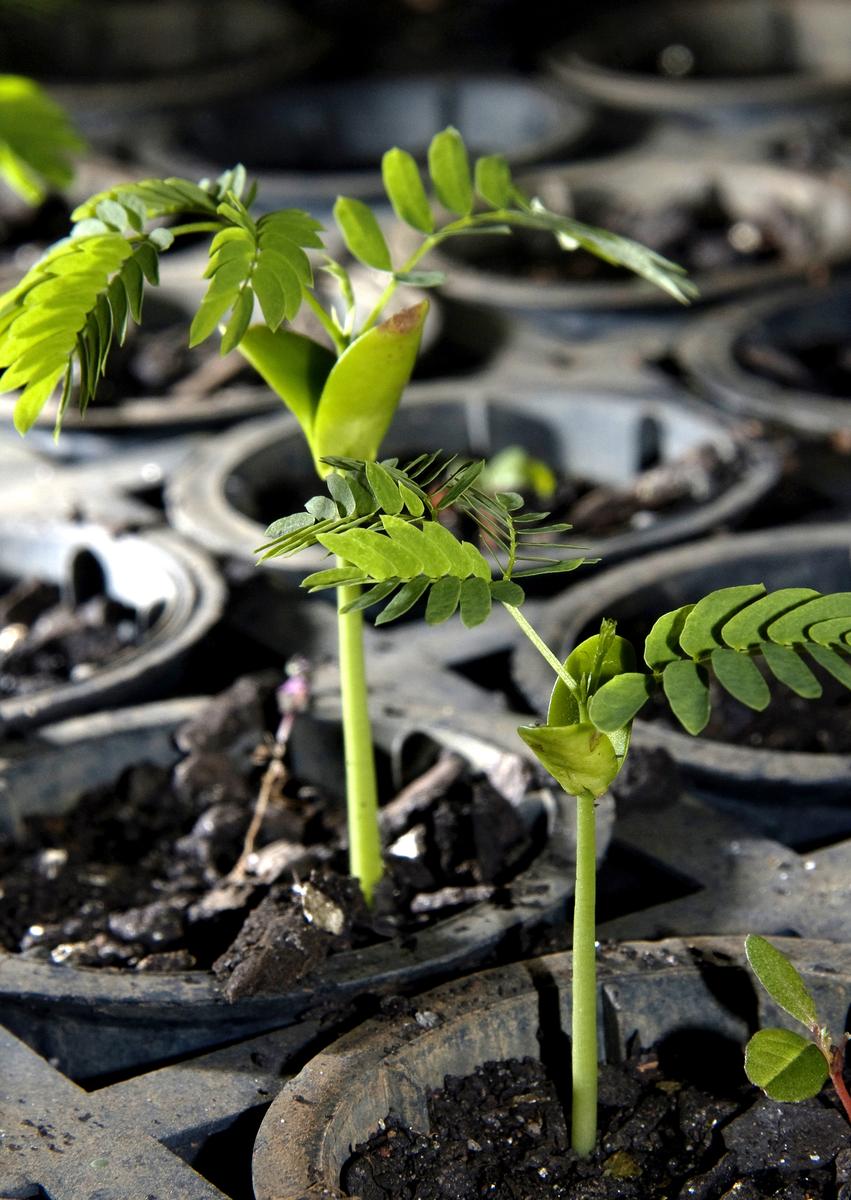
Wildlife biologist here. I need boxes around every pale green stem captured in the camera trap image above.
[502,602,579,697]
[337,569,383,905]
[303,289,348,355]
[358,209,521,337]
[167,221,222,237]
[571,787,598,1155]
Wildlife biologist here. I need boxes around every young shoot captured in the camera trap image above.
[0,125,694,910]
[744,934,851,1125]
[282,480,851,1155]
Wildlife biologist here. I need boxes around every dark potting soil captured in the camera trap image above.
[342,1051,851,1200]
[737,331,851,400]
[0,577,143,697]
[444,183,815,285]
[0,674,542,997]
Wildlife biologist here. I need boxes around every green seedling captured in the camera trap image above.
[13,126,837,1159]
[0,125,694,911]
[279,481,851,1155]
[744,934,851,1124]
[0,75,84,204]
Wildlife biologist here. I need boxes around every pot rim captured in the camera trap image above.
[0,519,225,732]
[545,0,851,115]
[677,280,851,437]
[252,933,851,1199]
[164,380,779,576]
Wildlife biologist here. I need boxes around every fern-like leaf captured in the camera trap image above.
[0,75,84,204]
[0,231,161,432]
[373,126,698,308]
[588,586,851,737]
[189,199,324,349]
[256,453,592,627]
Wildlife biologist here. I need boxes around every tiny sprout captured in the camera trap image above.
[744,934,851,1124]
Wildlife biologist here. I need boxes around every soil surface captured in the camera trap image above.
[343,1049,851,1199]
[737,331,851,400]
[0,577,143,698]
[0,674,542,997]
[444,183,815,285]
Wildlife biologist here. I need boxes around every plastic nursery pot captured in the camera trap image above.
[514,523,851,847]
[0,693,605,1081]
[677,280,851,509]
[252,935,851,1199]
[6,3,324,145]
[0,516,224,734]
[430,155,851,341]
[164,380,779,589]
[545,0,851,127]
[137,73,591,214]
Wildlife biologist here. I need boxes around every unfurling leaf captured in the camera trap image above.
[517,723,621,799]
[311,301,428,469]
[589,673,653,732]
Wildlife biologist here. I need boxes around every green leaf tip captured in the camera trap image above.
[745,935,819,1030]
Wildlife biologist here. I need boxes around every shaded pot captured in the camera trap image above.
[0,693,601,1080]
[165,381,778,588]
[546,0,851,125]
[252,935,851,1198]
[138,73,591,213]
[431,156,851,339]
[677,280,851,508]
[0,517,224,733]
[514,523,851,845]
[17,3,324,144]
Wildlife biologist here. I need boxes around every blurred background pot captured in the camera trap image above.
[137,73,592,215]
[546,0,851,128]
[678,280,851,512]
[165,380,778,590]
